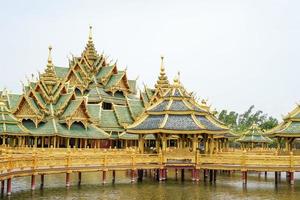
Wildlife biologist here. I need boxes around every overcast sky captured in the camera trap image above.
[0,0,298,119]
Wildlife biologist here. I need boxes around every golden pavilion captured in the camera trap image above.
[268,104,300,151]
[0,26,230,152]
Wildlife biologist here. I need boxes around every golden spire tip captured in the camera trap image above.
[89,25,93,40]
[48,45,53,64]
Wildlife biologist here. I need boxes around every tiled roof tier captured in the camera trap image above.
[127,78,229,135]
[236,124,273,143]
[268,104,300,137]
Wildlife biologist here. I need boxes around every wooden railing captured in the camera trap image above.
[1,147,300,181]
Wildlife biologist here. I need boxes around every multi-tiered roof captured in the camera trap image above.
[269,104,300,138]
[0,95,29,136]
[126,70,229,135]
[12,46,109,139]
[236,124,272,144]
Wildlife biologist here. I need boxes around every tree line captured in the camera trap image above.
[217,105,278,134]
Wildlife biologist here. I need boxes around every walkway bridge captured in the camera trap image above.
[0,147,299,195]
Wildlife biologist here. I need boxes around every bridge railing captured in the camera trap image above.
[197,151,300,170]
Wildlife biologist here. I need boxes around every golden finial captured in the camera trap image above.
[47,45,53,65]
[177,71,181,83]
[89,25,93,41]
[173,74,179,85]
[160,55,165,71]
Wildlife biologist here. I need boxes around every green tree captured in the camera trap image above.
[218,105,278,133]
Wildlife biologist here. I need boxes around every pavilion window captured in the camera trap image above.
[102,102,112,110]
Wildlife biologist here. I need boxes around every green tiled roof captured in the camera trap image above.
[128,80,137,94]
[236,124,272,143]
[54,93,73,110]
[100,110,121,129]
[114,105,133,125]
[87,104,101,120]
[7,94,21,110]
[127,99,144,119]
[96,65,114,80]
[24,117,108,139]
[105,72,124,89]
[88,87,127,105]
[27,97,42,114]
[54,66,69,79]
[0,101,29,135]
[61,99,84,118]
[276,121,300,135]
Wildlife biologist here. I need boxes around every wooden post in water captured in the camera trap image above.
[31,174,36,190]
[131,169,135,183]
[159,169,163,181]
[78,172,82,186]
[102,171,107,184]
[213,170,217,182]
[290,172,295,185]
[196,169,200,181]
[40,174,45,189]
[275,172,278,185]
[1,180,4,195]
[6,178,11,196]
[242,171,247,185]
[66,173,71,188]
[137,169,143,182]
[175,168,178,181]
[191,169,195,181]
[181,169,185,181]
[204,169,208,181]
[112,170,116,184]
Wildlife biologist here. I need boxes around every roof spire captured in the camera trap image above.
[88,25,93,41]
[47,46,53,68]
[155,55,169,90]
[160,56,165,71]
[40,46,58,88]
[82,25,98,62]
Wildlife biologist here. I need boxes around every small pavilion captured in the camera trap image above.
[268,104,300,151]
[236,124,272,149]
[126,59,229,154]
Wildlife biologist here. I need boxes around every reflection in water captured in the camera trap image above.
[1,171,299,200]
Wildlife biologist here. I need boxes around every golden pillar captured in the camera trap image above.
[162,134,167,152]
[192,134,198,152]
[138,135,145,153]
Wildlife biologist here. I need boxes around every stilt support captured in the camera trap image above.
[1,180,4,194]
[31,175,36,190]
[112,170,116,184]
[78,172,82,186]
[102,171,107,184]
[40,174,45,189]
[242,171,247,185]
[7,178,11,196]
[131,169,135,183]
[66,173,71,188]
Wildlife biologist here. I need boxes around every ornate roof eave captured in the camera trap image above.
[145,110,210,116]
[126,129,229,135]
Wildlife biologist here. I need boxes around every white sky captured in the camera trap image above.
[0,0,299,119]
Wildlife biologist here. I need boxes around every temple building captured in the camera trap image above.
[0,26,230,152]
[268,104,300,151]
[236,124,272,149]
[126,61,229,154]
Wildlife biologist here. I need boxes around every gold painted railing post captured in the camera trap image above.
[290,152,294,169]
[66,151,71,168]
[241,150,246,170]
[104,155,107,167]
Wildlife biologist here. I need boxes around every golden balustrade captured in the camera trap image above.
[1,147,300,182]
